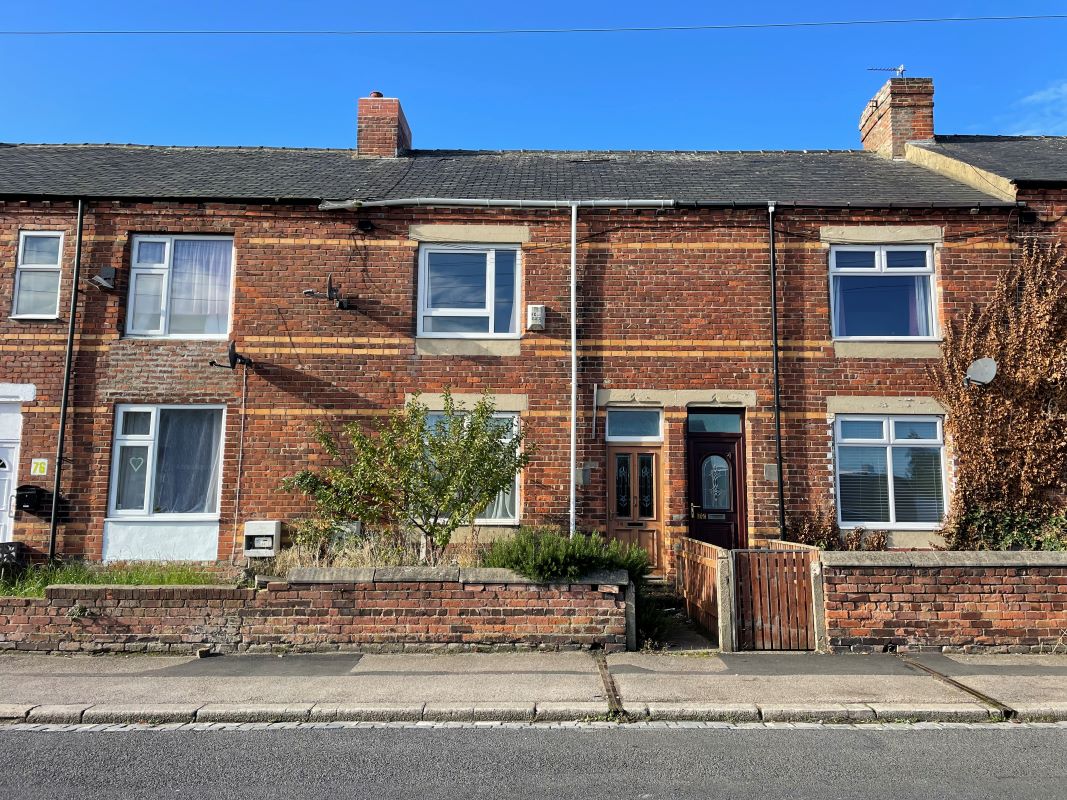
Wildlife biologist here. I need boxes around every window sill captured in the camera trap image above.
[9,315,60,321]
[105,515,221,523]
[122,334,230,341]
[415,337,521,357]
[833,340,943,359]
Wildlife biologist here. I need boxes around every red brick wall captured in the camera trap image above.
[0,199,1030,568]
[0,575,629,654]
[822,558,1067,653]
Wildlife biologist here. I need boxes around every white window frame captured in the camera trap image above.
[11,231,64,320]
[829,244,938,341]
[107,404,226,522]
[605,407,664,444]
[834,414,948,530]
[425,410,521,525]
[417,244,522,339]
[126,234,235,339]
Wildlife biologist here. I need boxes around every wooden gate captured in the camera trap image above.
[733,546,815,651]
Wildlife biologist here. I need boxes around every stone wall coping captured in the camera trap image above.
[284,566,629,586]
[820,550,1067,568]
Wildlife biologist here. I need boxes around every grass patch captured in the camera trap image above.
[0,561,228,598]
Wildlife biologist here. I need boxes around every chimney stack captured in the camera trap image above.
[357,91,412,157]
[859,78,934,158]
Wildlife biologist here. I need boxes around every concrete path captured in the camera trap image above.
[0,650,1064,724]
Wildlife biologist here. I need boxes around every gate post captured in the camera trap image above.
[810,555,828,653]
[716,550,736,652]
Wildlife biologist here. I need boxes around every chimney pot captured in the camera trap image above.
[369,91,383,98]
[859,77,935,158]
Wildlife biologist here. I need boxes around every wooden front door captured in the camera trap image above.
[606,447,662,571]
[687,432,747,549]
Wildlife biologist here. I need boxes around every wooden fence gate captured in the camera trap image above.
[733,546,816,651]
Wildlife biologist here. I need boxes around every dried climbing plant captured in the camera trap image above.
[930,239,1067,549]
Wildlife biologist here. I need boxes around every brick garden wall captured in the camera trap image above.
[0,568,631,654]
[820,552,1067,654]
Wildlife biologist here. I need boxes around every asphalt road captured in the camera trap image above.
[2,726,1065,799]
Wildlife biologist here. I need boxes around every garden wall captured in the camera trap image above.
[821,552,1067,654]
[0,567,633,654]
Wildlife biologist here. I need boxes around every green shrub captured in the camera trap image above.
[0,561,227,598]
[947,508,1067,551]
[481,527,650,585]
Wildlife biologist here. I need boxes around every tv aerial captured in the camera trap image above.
[303,274,351,310]
[209,340,254,370]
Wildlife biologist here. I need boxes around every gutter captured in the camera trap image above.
[48,198,85,561]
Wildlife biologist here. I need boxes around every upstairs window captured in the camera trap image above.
[127,235,234,337]
[417,245,520,338]
[835,415,946,529]
[830,245,935,339]
[12,232,63,319]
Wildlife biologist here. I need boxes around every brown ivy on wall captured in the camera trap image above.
[930,240,1067,549]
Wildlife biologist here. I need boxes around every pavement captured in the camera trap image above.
[1,649,1065,724]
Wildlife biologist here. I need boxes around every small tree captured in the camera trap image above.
[284,390,531,564]
[930,239,1067,549]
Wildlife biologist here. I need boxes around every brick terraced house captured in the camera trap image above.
[0,78,1063,574]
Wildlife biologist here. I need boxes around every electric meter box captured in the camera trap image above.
[526,304,546,331]
[243,520,281,558]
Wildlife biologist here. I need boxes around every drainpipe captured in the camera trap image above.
[767,202,787,540]
[569,202,578,537]
[48,198,86,561]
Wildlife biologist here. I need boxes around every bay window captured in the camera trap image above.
[834,415,947,529]
[830,245,936,339]
[417,244,520,337]
[126,235,234,337]
[109,405,225,518]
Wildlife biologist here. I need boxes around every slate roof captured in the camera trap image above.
[0,143,1012,206]
[911,135,1067,185]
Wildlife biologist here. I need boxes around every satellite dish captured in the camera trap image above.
[965,357,997,386]
[209,341,253,370]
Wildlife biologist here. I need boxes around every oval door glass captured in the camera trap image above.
[701,455,731,510]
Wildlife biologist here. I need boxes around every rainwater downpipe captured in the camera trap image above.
[569,202,578,537]
[48,198,86,561]
[767,201,787,539]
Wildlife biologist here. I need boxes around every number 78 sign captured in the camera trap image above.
[30,459,48,477]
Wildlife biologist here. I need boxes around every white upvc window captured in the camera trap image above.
[417,244,520,338]
[12,231,64,319]
[126,235,234,338]
[425,411,520,524]
[830,245,937,340]
[108,405,225,520]
[834,414,947,530]
[605,408,663,443]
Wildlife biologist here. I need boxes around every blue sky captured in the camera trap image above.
[3,1,1066,151]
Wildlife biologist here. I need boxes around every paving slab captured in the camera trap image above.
[607,652,976,706]
[911,654,1067,708]
[0,651,602,706]
[82,704,201,723]
[0,704,33,720]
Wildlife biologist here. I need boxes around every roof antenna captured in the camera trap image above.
[867,64,906,77]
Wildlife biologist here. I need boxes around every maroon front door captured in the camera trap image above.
[686,410,747,549]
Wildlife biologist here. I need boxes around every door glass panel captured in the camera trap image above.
[688,412,742,433]
[637,454,655,518]
[614,453,631,518]
[701,455,731,511]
